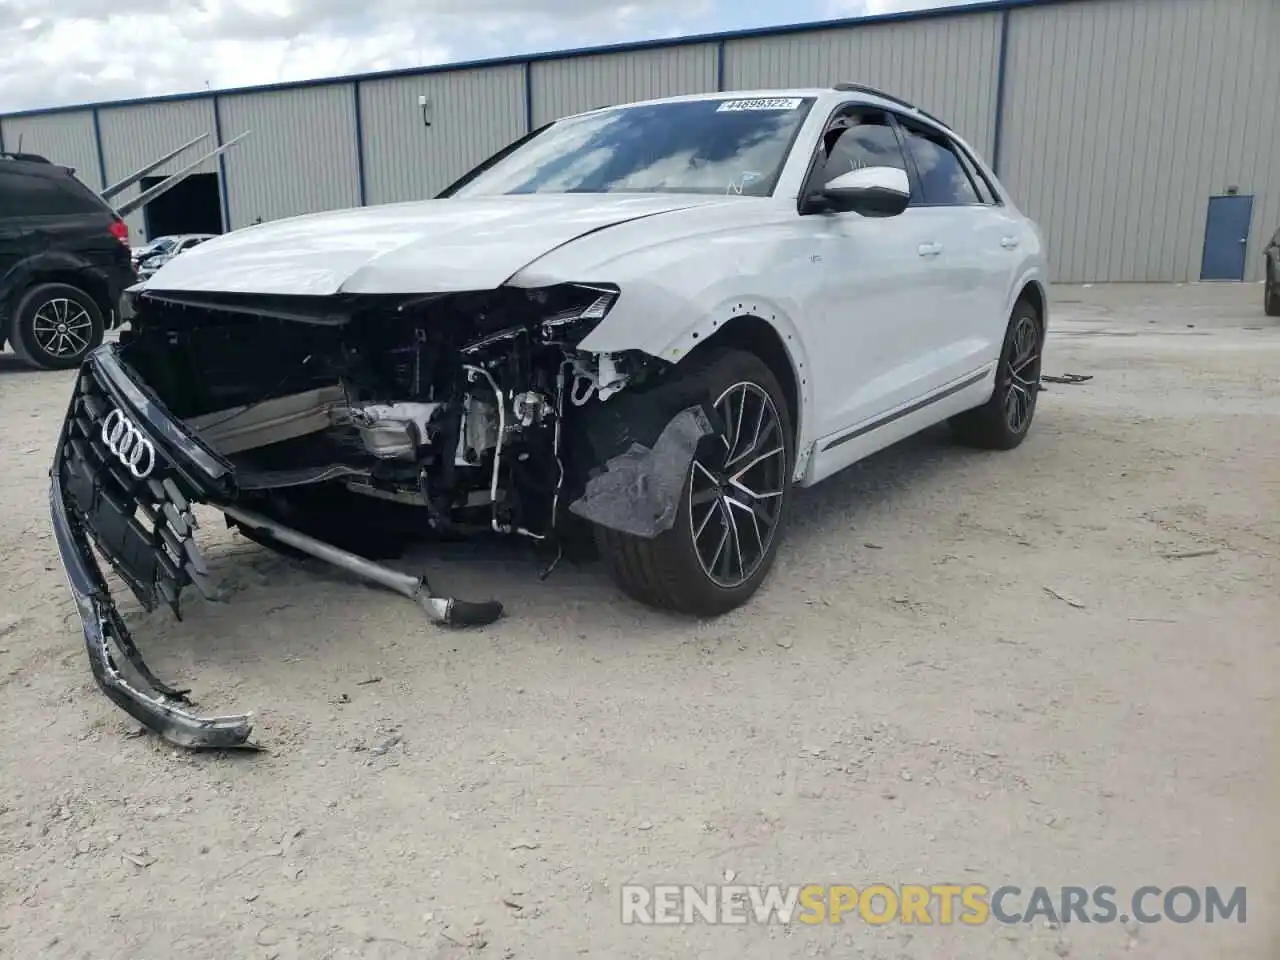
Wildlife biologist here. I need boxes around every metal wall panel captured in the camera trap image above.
[2,0,1272,284]
[217,85,361,229]
[531,44,718,127]
[97,99,220,241]
[0,112,101,188]
[724,13,1003,159]
[1001,0,1280,283]
[359,65,526,205]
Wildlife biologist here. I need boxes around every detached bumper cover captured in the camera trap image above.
[49,346,255,749]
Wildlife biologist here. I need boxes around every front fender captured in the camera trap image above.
[581,281,806,365]
[508,198,810,363]
[582,285,816,483]
[508,201,820,473]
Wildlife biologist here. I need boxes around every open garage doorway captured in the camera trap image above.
[140,172,223,239]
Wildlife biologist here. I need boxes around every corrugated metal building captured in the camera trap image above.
[1,0,1275,283]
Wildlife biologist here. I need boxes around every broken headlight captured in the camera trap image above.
[119,282,145,322]
[537,283,619,343]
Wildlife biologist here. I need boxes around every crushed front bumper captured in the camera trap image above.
[50,346,503,750]
[49,346,256,749]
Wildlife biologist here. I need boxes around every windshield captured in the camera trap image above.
[451,96,815,199]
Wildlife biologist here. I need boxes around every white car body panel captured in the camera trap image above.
[803,366,997,486]
[142,195,720,296]
[140,86,1049,489]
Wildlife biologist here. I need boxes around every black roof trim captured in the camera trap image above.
[831,82,951,129]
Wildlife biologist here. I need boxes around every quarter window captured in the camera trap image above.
[953,143,999,204]
[0,170,103,218]
[899,123,982,206]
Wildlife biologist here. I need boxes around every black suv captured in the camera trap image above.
[0,152,136,370]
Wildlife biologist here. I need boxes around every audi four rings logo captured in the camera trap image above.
[101,408,157,479]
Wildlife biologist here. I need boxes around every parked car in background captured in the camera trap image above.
[135,233,216,280]
[0,152,136,369]
[130,236,173,266]
[1265,225,1279,317]
[48,84,1049,746]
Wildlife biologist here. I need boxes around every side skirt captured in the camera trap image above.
[800,366,995,487]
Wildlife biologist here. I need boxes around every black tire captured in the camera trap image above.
[949,299,1043,450]
[9,282,105,371]
[595,348,794,618]
[1265,265,1280,317]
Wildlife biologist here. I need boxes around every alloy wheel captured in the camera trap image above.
[1002,313,1041,434]
[31,298,95,359]
[688,381,787,588]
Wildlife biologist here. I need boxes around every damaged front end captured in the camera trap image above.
[49,282,708,748]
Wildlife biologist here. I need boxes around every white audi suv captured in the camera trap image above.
[51,84,1049,746]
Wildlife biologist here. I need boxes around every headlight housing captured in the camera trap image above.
[537,283,619,342]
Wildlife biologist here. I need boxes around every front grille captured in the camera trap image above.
[58,367,218,616]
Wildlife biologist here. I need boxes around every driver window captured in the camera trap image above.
[820,110,908,188]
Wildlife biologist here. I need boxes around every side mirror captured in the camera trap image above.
[820,166,912,217]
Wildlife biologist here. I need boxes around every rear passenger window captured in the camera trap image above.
[0,170,103,218]
[52,176,110,214]
[0,171,38,218]
[899,124,982,206]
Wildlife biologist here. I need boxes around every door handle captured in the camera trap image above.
[918,242,943,257]
[1000,236,1020,249]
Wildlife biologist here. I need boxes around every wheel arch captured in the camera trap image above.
[672,311,812,481]
[1016,278,1047,323]
[3,256,112,336]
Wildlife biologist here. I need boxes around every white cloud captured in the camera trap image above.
[0,0,698,111]
[822,0,982,16]
[0,0,979,113]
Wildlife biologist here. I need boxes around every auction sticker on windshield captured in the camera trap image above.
[717,98,804,111]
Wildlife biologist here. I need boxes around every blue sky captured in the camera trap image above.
[0,0,984,113]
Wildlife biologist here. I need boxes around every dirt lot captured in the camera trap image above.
[0,283,1276,960]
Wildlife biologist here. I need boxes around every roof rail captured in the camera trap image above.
[0,151,53,164]
[831,82,949,129]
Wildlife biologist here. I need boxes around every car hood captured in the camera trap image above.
[142,194,726,297]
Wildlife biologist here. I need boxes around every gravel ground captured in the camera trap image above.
[0,283,1276,960]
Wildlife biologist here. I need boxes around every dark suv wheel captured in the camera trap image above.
[595,348,794,617]
[9,282,105,370]
[949,299,1043,450]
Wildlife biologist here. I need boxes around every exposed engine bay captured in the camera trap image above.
[116,283,707,560]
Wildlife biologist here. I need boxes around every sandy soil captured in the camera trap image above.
[0,283,1276,960]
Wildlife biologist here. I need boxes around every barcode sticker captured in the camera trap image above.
[717,98,804,112]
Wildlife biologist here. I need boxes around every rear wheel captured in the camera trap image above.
[595,349,793,617]
[1265,263,1280,317]
[949,299,1043,450]
[10,282,105,370]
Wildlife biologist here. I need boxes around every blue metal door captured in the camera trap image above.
[1200,195,1253,281]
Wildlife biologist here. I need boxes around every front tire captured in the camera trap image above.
[595,349,794,617]
[1265,264,1280,317]
[949,299,1043,450]
[10,282,105,370]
